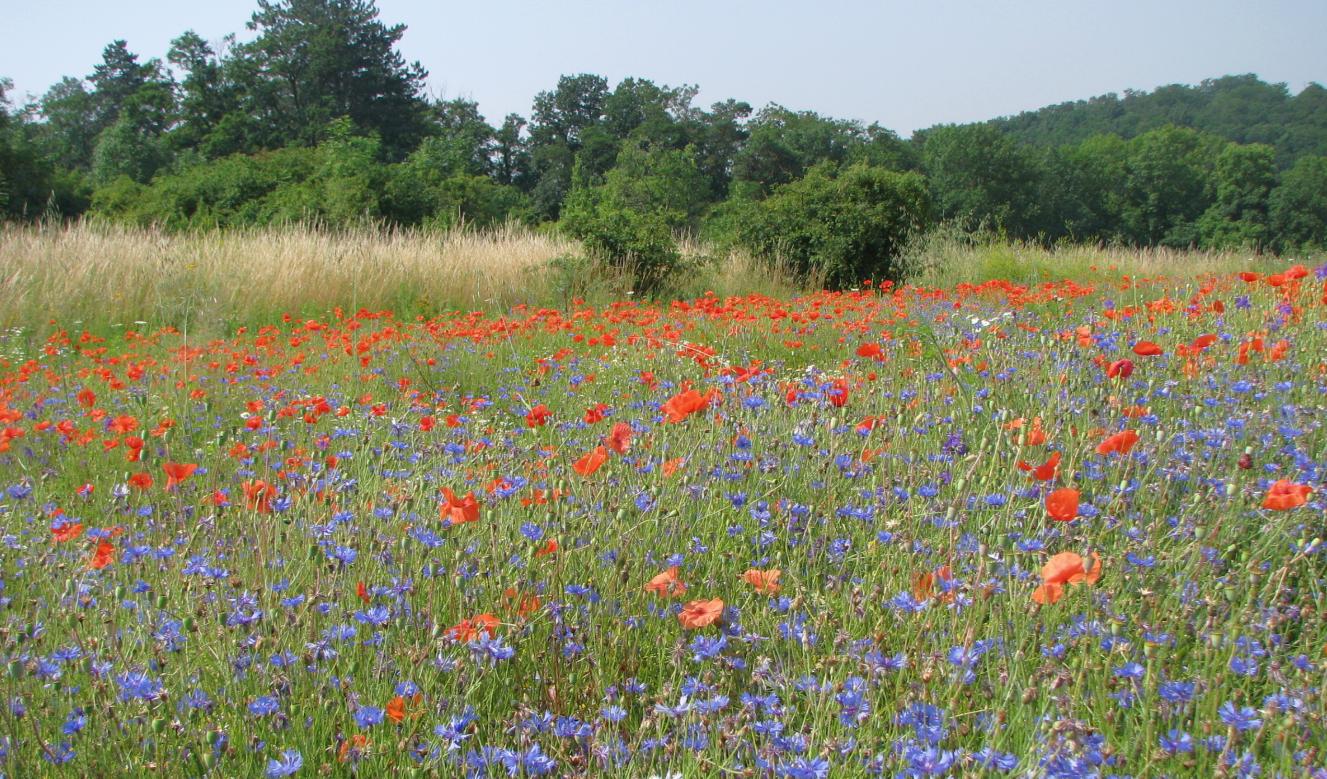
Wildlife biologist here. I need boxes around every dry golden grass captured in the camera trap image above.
[0,221,582,333]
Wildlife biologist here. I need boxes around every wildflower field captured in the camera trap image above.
[2,263,1326,778]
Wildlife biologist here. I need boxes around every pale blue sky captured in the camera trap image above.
[2,0,1324,136]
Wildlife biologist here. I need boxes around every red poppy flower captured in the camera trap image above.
[447,613,500,643]
[162,462,198,490]
[1106,359,1134,379]
[1032,551,1101,604]
[741,568,782,595]
[573,445,608,476]
[1046,488,1080,522]
[827,378,850,408]
[52,521,84,543]
[911,565,955,603]
[1262,480,1312,511]
[605,422,633,454]
[645,567,687,598]
[525,404,552,428]
[241,479,274,513]
[1096,430,1140,456]
[88,539,115,569]
[678,598,724,630]
[440,488,480,525]
[1132,341,1163,356]
[1017,451,1061,481]
[662,389,713,423]
[128,472,153,490]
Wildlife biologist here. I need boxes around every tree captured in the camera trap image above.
[38,77,98,170]
[492,113,530,188]
[1120,125,1219,246]
[168,31,242,155]
[731,105,865,197]
[919,123,1045,237]
[527,73,610,219]
[1269,155,1327,251]
[238,0,430,158]
[1198,143,1276,249]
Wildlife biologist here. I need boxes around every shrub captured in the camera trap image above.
[736,162,930,287]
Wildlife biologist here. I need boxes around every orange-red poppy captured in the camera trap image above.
[741,568,782,595]
[525,404,552,428]
[162,461,198,490]
[52,521,84,543]
[241,479,274,513]
[88,539,115,569]
[337,734,370,762]
[911,565,954,603]
[662,389,713,423]
[1262,480,1312,511]
[128,472,153,490]
[1132,341,1163,356]
[1096,430,1140,456]
[605,422,633,455]
[573,445,608,476]
[1046,488,1080,522]
[1032,551,1101,605]
[645,567,687,598]
[1017,451,1061,481]
[678,598,724,630]
[446,613,500,643]
[440,487,480,526]
[827,378,850,408]
[662,457,685,477]
[1105,359,1134,379]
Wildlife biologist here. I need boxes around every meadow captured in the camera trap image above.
[0,229,1325,777]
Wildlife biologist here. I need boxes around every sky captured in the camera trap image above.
[2,0,1325,136]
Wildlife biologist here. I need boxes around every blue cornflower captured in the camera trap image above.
[354,706,384,728]
[1159,729,1193,754]
[353,605,391,626]
[519,743,557,775]
[778,756,830,779]
[1158,680,1196,704]
[249,696,280,717]
[689,633,728,662]
[265,748,303,777]
[115,670,164,702]
[467,633,516,665]
[1218,701,1262,732]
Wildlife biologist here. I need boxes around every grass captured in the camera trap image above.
[905,227,1312,288]
[0,254,1324,776]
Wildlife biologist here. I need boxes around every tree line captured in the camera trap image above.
[2,0,1326,285]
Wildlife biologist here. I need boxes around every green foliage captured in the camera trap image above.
[736,162,930,287]
[1119,125,1221,247]
[238,0,431,158]
[561,143,710,291]
[1198,143,1276,249]
[1269,155,1327,252]
[989,74,1327,169]
[919,123,1044,237]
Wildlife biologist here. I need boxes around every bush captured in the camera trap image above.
[736,162,930,287]
[560,143,707,292]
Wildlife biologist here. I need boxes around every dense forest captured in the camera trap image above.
[2,0,1326,284]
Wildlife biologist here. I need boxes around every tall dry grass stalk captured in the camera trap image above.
[0,221,580,333]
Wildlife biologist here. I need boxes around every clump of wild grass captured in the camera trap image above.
[0,221,581,334]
